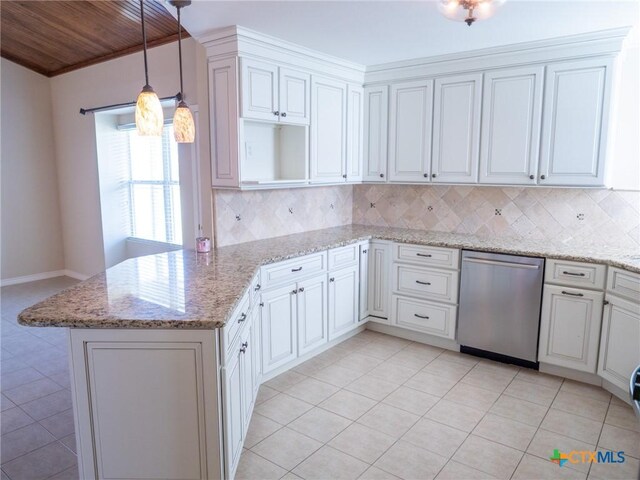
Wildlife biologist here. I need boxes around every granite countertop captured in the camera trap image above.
[18,224,640,330]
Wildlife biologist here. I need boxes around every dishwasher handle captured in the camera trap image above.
[463,257,540,270]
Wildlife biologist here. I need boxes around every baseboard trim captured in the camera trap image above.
[365,321,460,351]
[1,269,89,287]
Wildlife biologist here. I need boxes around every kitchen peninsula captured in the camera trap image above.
[18,225,640,479]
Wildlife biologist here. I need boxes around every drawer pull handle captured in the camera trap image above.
[561,291,584,297]
[237,313,247,323]
[291,267,303,272]
[562,271,586,277]
[414,313,430,319]
[254,283,261,291]
[416,253,432,258]
[415,280,431,286]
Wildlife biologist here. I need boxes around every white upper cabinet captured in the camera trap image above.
[310,76,348,183]
[479,67,544,185]
[241,59,279,122]
[432,73,482,183]
[279,68,311,125]
[539,57,614,186]
[241,59,310,125]
[346,85,364,182]
[363,86,389,182]
[388,80,434,182]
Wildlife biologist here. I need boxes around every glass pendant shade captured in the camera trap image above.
[173,100,195,143]
[135,85,164,136]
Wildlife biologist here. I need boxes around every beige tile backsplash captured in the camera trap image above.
[213,184,640,251]
[353,185,640,249]
[214,185,353,247]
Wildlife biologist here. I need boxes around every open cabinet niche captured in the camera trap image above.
[240,120,308,185]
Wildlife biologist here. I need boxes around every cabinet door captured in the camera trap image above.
[363,86,389,182]
[538,285,604,373]
[209,58,240,188]
[368,241,390,321]
[359,243,369,321]
[310,77,347,183]
[346,85,364,182]
[328,265,359,339]
[279,68,310,125]
[241,59,278,121]
[432,73,482,183]
[250,304,262,397]
[539,58,613,186]
[479,66,544,185]
[297,275,328,356]
[261,284,297,374]
[598,295,640,391]
[388,80,433,182]
[240,326,254,434]
[222,347,243,479]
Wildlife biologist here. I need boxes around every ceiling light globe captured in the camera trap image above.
[135,85,164,136]
[173,101,195,143]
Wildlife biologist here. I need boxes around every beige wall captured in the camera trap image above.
[1,59,65,280]
[49,39,211,277]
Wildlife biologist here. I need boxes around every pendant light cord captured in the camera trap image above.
[178,6,184,98]
[140,0,150,86]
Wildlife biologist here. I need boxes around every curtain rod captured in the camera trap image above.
[79,92,181,115]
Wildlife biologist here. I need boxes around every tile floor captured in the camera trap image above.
[1,277,79,480]
[2,278,639,480]
[240,331,640,480]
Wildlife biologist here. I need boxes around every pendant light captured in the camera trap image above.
[439,0,505,26]
[135,0,164,136]
[169,0,195,143]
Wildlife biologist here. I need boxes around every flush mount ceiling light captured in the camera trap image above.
[135,0,164,136]
[169,0,195,143]
[439,0,505,26]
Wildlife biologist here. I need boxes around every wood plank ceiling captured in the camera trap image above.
[1,0,187,77]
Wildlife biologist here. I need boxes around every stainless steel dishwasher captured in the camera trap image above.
[457,250,544,368]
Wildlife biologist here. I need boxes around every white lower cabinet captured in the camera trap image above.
[598,294,640,391]
[359,242,370,320]
[261,284,298,374]
[538,285,604,373]
[368,241,390,320]
[329,264,360,339]
[297,275,329,355]
[250,303,262,397]
[223,341,244,479]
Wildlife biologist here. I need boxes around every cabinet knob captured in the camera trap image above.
[603,300,610,305]
[529,175,535,180]
[259,302,264,307]
[379,173,384,178]
[329,277,335,282]
[540,175,546,180]
[299,287,305,292]
[273,111,280,116]
[240,341,248,353]
[432,173,437,178]
[362,249,368,254]
[423,173,428,178]
[342,174,347,179]
[291,289,298,295]
[281,112,287,117]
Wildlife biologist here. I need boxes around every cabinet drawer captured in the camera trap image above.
[391,295,457,339]
[328,244,359,270]
[250,273,262,306]
[393,264,459,303]
[394,244,459,270]
[260,252,327,289]
[545,259,606,290]
[607,267,640,302]
[222,292,250,362]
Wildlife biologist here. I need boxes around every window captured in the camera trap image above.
[128,125,183,245]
